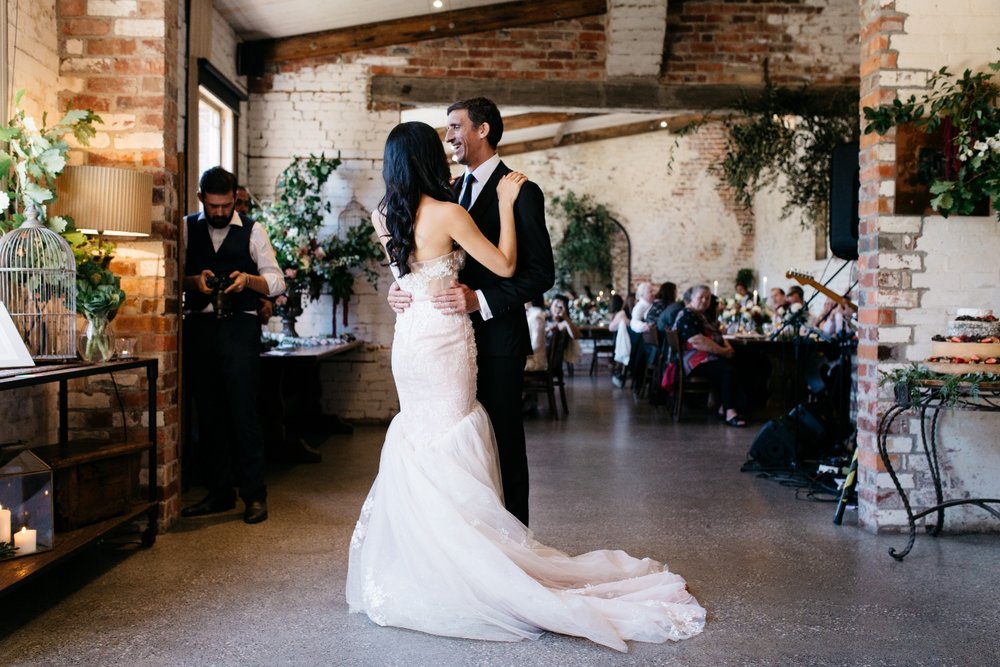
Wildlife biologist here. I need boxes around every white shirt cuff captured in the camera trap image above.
[476,290,493,321]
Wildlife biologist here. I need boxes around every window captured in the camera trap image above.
[198,86,234,177]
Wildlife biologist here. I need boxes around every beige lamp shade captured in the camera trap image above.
[49,166,153,236]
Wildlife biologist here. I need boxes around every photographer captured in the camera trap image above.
[181,167,285,524]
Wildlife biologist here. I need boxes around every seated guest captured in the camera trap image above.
[785,285,812,324]
[524,297,548,372]
[645,282,678,331]
[629,282,654,334]
[769,287,787,311]
[608,294,628,332]
[658,287,688,331]
[818,298,855,338]
[674,284,749,427]
[734,282,753,308]
[611,293,634,387]
[547,294,581,364]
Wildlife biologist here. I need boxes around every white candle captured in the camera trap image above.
[14,526,36,554]
[713,280,719,295]
[762,276,768,294]
[0,505,9,543]
[753,289,758,305]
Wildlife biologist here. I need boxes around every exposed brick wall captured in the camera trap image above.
[664,0,859,86]
[856,0,1000,532]
[56,0,183,526]
[253,17,608,92]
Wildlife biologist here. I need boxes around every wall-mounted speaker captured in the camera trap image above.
[829,141,860,261]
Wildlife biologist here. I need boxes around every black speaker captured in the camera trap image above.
[829,141,860,261]
[748,419,797,470]
[237,42,267,78]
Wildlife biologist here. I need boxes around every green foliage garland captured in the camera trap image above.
[880,363,1000,407]
[551,191,614,290]
[720,78,858,227]
[863,57,1000,220]
[258,154,382,312]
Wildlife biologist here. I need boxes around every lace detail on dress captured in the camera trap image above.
[391,249,478,439]
[349,495,374,551]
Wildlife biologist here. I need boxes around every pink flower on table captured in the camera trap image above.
[314,247,326,260]
[284,268,298,279]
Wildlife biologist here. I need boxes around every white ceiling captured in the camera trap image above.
[214,0,511,40]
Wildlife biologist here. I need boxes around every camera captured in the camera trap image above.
[205,274,235,318]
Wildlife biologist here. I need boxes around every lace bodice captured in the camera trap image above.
[393,249,466,300]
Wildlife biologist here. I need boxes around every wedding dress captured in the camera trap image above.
[346,250,705,652]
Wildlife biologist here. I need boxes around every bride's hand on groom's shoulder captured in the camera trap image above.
[387,281,412,314]
[497,171,527,206]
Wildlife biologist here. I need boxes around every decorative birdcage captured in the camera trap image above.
[336,196,368,238]
[0,204,77,360]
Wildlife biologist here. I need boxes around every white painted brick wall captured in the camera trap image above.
[605,0,666,78]
[9,0,60,117]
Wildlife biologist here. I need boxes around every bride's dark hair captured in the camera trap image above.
[379,121,454,277]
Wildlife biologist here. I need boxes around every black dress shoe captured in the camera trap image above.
[181,494,236,517]
[244,500,268,524]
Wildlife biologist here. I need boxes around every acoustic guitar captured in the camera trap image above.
[785,270,858,313]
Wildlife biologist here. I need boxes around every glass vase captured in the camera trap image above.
[79,313,116,363]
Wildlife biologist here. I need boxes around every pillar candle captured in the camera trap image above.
[762,276,768,295]
[753,289,758,305]
[14,526,36,555]
[713,280,718,295]
[0,505,9,543]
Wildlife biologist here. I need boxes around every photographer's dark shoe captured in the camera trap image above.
[181,494,236,517]
[244,500,268,524]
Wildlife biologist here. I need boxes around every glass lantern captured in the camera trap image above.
[0,450,54,559]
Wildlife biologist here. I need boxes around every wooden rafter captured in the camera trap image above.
[373,76,858,113]
[498,113,723,157]
[434,112,596,140]
[249,0,607,64]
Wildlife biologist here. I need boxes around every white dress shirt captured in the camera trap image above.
[459,153,503,320]
[186,209,286,314]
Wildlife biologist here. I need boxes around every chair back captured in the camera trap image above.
[547,329,570,381]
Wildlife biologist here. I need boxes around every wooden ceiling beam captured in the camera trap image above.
[373,76,858,113]
[250,0,607,64]
[434,111,596,140]
[499,114,723,157]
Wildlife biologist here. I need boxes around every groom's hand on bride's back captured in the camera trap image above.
[432,280,479,315]
[387,281,413,313]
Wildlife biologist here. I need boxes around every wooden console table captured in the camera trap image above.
[877,380,1000,560]
[0,358,158,594]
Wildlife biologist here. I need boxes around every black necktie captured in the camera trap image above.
[459,173,476,210]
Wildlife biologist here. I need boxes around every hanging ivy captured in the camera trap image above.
[551,191,614,290]
[719,69,858,228]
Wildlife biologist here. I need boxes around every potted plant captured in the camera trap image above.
[0,92,122,361]
[863,57,1000,220]
[257,154,382,335]
[551,191,614,291]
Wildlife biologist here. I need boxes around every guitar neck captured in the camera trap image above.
[785,272,858,312]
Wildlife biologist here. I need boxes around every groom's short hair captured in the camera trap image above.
[448,97,503,149]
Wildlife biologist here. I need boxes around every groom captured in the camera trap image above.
[388,97,554,525]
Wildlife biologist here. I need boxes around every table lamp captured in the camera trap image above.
[49,166,153,240]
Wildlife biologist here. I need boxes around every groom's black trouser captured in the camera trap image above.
[477,355,529,526]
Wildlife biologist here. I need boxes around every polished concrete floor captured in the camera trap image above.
[2,375,999,666]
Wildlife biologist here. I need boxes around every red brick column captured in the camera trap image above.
[856,0,908,532]
[58,0,182,526]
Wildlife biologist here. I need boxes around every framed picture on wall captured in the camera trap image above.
[894,123,990,216]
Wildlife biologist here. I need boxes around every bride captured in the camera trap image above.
[346,121,705,652]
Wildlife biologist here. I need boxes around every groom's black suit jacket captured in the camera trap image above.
[457,161,555,358]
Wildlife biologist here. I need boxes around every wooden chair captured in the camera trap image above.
[524,329,570,419]
[663,329,713,421]
[589,338,615,376]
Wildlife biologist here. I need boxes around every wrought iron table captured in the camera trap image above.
[877,379,1000,560]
